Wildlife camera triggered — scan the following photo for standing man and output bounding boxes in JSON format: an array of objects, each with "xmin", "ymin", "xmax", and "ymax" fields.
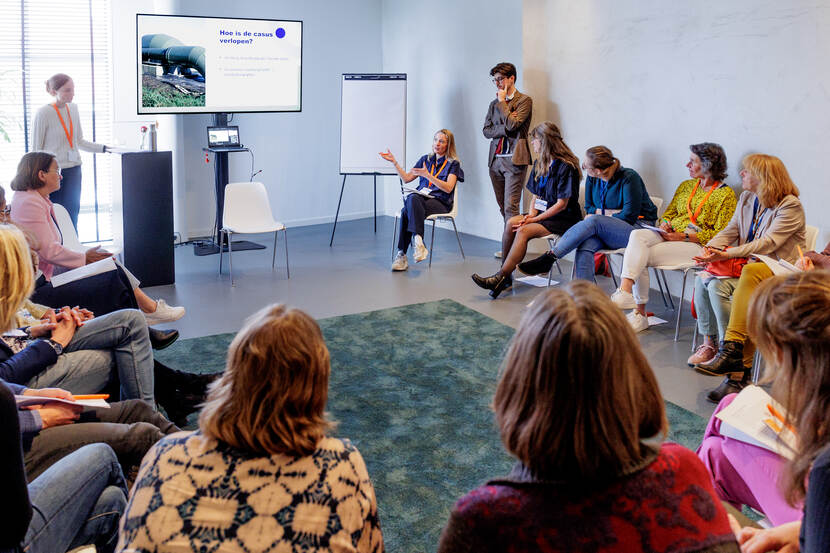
[{"xmin": 483, "ymin": 62, "xmax": 533, "ymax": 257}]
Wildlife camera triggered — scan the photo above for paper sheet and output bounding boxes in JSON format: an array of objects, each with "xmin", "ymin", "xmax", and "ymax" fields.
[
  {"xmin": 402, "ymin": 186, "xmax": 433, "ymax": 198},
  {"xmin": 50, "ymin": 257, "xmax": 117, "ymax": 288},
  {"xmin": 715, "ymin": 385, "xmax": 796, "ymax": 460},
  {"xmin": 751, "ymin": 254, "xmax": 801, "ymax": 276},
  {"xmin": 16, "ymin": 396, "xmax": 110, "ymax": 409},
  {"xmin": 647, "ymin": 316, "xmax": 667, "ymax": 326},
  {"xmin": 516, "ymin": 275, "xmax": 558, "ymax": 287}
]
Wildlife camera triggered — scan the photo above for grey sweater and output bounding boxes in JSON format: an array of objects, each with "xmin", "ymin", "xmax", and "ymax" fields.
[{"xmin": 708, "ymin": 191, "xmax": 805, "ymax": 262}]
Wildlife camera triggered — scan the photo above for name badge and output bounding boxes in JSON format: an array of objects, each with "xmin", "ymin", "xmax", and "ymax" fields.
[
  {"xmin": 686, "ymin": 223, "xmax": 701, "ymax": 233},
  {"xmin": 534, "ymin": 197, "xmax": 548, "ymax": 211}
]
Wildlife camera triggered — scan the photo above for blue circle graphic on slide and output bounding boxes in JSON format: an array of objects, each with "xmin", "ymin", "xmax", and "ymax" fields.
[{"xmin": 275, "ymin": 27, "xmax": 286, "ymax": 38}]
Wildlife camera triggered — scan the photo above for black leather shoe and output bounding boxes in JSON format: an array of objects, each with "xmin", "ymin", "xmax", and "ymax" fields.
[
  {"xmin": 149, "ymin": 327, "xmax": 179, "ymax": 350},
  {"xmin": 694, "ymin": 340, "xmax": 745, "ymax": 380},
  {"xmin": 707, "ymin": 373, "xmax": 748, "ymax": 404},
  {"xmin": 517, "ymin": 252, "xmax": 557, "ymax": 276},
  {"xmin": 471, "ymin": 273, "xmax": 513, "ymax": 298}
]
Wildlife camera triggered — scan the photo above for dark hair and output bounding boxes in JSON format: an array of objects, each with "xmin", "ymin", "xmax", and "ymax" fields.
[
  {"xmin": 585, "ymin": 146, "xmax": 619, "ymax": 172},
  {"xmin": 531, "ymin": 122, "xmax": 582, "ymax": 182},
  {"xmin": 494, "ymin": 281, "xmax": 667, "ymax": 481},
  {"xmin": 10, "ymin": 152, "xmax": 56, "ymax": 191},
  {"xmin": 489, "ymin": 62, "xmax": 517, "ymax": 79},
  {"xmin": 45, "ymin": 73, "xmax": 72, "ymax": 95},
  {"xmin": 689, "ymin": 142, "xmax": 727, "ymax": 181},
  {"xmin": 748, "ymin": 271, "xmax": 830, "ymax": 504}
]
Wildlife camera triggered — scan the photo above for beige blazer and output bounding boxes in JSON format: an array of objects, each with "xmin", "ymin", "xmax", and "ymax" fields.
[{"xmin": 483, "ymin": 91, "xmax": 533, "ymax": 166}]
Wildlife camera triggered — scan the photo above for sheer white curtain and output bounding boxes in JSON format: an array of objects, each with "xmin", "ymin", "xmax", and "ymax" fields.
[{"xmin": 0, "ymin": 0, "xmax": 113, "ymax": 242}]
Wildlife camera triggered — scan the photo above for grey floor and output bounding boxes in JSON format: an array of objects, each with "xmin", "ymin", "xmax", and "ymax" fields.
[{"xmin": 145, "ymin": 216, "xmax": 719, "ymax": 420}]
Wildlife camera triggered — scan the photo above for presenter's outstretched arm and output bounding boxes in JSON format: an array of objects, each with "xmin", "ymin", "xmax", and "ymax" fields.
[{"xmin": 380, "ymin": 150, "xmax": 417, "ymax": 183}]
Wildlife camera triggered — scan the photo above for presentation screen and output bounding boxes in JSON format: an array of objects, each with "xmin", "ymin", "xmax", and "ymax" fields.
[
  {"xmin": 137, "ymin": 14, "xmax": 302, "ymax": 114},
  {"xmin": 340, "ymin": 74, "xmax": 406, "ymax": 174}
]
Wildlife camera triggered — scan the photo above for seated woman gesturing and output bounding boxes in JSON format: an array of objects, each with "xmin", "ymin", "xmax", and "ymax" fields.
[
  {"xmin": 118, "ymin": 304, "xmax": 384, "ymax": 553},
  {"xmin": 381, "ymin": 128, "xmax": 464, "ymax": 271},
  {"xmin": 10, "ymin": 151, "xmax": 184, "ymax": 325},
  {"xmin": 515, "ymin": 144, "xmax": 658, "ymax": 291},
  {"xmin": 438, "ymin": 282, "xmax": 738, "ymax": 553},
  {"xmin": 472, "ymin": 122, "xmax": 583, "ymax": 298}
]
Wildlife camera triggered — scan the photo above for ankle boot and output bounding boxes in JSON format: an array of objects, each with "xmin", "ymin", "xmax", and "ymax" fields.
[
  {"xmin": 694, "ymin": 340, "xmax": 745, "ymax": 380},
  {"xmin": 154, "ymin": 360, "xmax": 217, "ymax": 397},
  {"xmin": 471, "ymin": 273, "xmax": 513, "ymax": 299},
  {"xmin": 518, "ymin": 252, "xmax": 557, "ymax": 276},
  {"xmin": 707, "ymin": 371, "xmax": 749, "ymax": 404}
]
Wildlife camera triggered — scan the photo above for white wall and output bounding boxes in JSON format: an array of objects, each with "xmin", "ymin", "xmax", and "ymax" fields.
[
  {"xmin": 380, "ymin": 0, "xmax": 525, "ymax": 241},
  {"xmin": 524, "ymin": 0, "xmax": 830, "ymax": 248},
  {"xmin": 112, "ymin": 0, "xmax": 383, "ymax": 239}
]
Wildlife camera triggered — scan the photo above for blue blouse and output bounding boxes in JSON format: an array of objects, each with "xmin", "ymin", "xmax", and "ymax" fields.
[
  {"xmin": 414, "ymin": 154, "xmax": 464, "ymax": 206},
  {"xmin": 524, "ymin": 159, "xmax": 582, "ymax": 221}
]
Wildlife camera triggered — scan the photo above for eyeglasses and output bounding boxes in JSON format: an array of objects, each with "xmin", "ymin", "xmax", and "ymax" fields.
[
  {"xmin": 492, "ymin": 75, "xmax": 507, "ymax": 84},
  {"xmin": 44, "ymin": 168, "xmax": 62, "ymax": 176},
  {"xmin": 1, "ymin": 206, "xmax": 10, "ymax": 215}
]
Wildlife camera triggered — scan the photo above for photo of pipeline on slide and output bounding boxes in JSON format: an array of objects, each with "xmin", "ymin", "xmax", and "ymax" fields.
[{"xmin": 140, "ymin": 33, "xmax": 206, "ymax": 108}]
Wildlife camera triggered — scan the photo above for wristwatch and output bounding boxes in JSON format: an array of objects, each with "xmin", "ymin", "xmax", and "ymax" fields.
[
  {"xmin": 45, "ymin": 339, "xmax": 63, "ymax": 355},
  {"xmin": 683, "ymin": 232, "xmax": 690, "ymax": 242}
]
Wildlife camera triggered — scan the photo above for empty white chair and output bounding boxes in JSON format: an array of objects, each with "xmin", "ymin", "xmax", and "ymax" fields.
[
  {"xmin": 219, "ymin": 182, "xmax": 289, "ymax": 286},
  {"xmin": 53, "ymin": 203, "xmax": 123, "ymax": 257}
]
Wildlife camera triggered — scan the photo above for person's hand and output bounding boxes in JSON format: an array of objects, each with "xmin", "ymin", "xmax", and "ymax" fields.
[
  {"xmin": 27, "ymin": 322, "xmax": 56, "ymax": 338},
  {"xmin": 660, "ymin": 220, "xmax": 673, "ymax": 232},
  {"xmin": 33, "ymin": 404, "xmax": 83, "ymax": 429},
  {"xmin": 736, "ymin": 521, "xmax": 801, "ymax": 553},
  {"xmin": 693, "ymin": 248, "xmax": 729, "ymax": 263},
  {"xmin": 85, "ymin": 246, "xmax": 112, "ymax": 264},
  {"xmin": 23, "ymin": 387, "xmax": 73, "ymax": 400},
  {"xmin": 497, "ymin": 88, "xmax": 507, "ymax": 102},
  {"xmin": 47, "ymin": 307, "xmax": 78, "ymax": 347},
  {"xmin": 795, "ymin": 257, "xmax": 814, "ymax": 271},
  {"xmin": 512, "ymin": 214, "xmax": 531, "ymax": 231},
  {"xmin": 411, "ymin": 167, "xmax": 429, "ymax": 178},
  {"xmin": 662, "ymin": 232, "xmax": 687, "ymax": 242},
  {"xmin": 379, "ymin": 149, "xmax": 397, "ymax": 164}
]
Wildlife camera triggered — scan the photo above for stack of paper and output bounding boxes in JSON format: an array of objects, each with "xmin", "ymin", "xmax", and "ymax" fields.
[{"xmin": 715, "ymin": 385, "xmax": 797, "ymax": 460}]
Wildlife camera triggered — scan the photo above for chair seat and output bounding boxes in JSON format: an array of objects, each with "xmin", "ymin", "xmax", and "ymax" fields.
[
  {"xmin": 425, "ymin": 212, "xmax": 452, "ymax": 220},
  {"xmin": 598, "ymin": 247, "xmax": 626, "ymax": 255},
  {"xmin": 222, "ymin": 221, "xmax": 285, "ymax": 234},
  {"xmin": 653, "ymin": 262, "xmax": 698, "ymax": 271}
]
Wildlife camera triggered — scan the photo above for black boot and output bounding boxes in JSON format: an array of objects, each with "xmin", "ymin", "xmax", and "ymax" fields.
[
  {"xmin": 694, "ymin": 340, "xmax": 745, "ymax": 380},
  {"xmin": 471, "ymin": 273, "xmax": 513, "ymax": 299},
  {"xmin": 149, "ymin": 327, "xmax": 179, "ymax": 350},
  {"xmin": 707, "ymin": 372, "xmax": 749, "ymax": 403},
  {"xmin": 154, "ymin": 360, "xmax": 217, "ymax": 397},
  {"xmin": 517, "ymin": 252, "xmax": 557, "ymax": 276}
]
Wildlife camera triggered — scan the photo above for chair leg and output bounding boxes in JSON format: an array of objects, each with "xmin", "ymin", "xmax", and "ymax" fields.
[
  {"xmin": 691, "ymin": 325, "xmax": 699, "ymax": 352},
  {"xmin": 283, "ymin": 229, "xmax": 290, "ymax": 279},
  {"xmin": 228, "ymin": 232, "xmax": 234, "ymax": 287},
  {"xmin": 652, "ymin": 267, "xmax": 670, "ymax": 309},
  {"xmin": 608, "ymin": 255, "xmax": 619, "ymax": 288},
  {"xmin": 659, "ymin": 269, "xmax": 676, "ymax": 310},
  {"xmin": 272, "ymin": 230, "xmax": 278, "ymax": 270},
  {"xmin": 428, "ymin": 220, "xmax": 436, "ymax": 268},
  {"xmin": 218, "ymin": 230, "xmax": 224, "ymax": 274},
  {"xmin": 751, "ymin": 350, "xmax": 763, "ymax": 384},
  {"xmin": 450, "ymin": 219, "xmax": 465, "ymax": 259},
  {"xmin": 391, "ymin": 215, "xmax": 399, "ymax": 257},
  {"xmin": 674, "ymin": 269, "xmax": 689, "ymax": 341}
]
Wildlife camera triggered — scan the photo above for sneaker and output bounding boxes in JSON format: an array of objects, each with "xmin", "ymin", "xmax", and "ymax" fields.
[
  {"xmin": 391, "ymin": 251, "xmax": 408, "ymax": 271},
  {"xmin": 144, "ymin": 299, "xmax": 186, "ymax": 325},
  {"xmin": 413, "ymin": 236, "xmax": 429, "ymax": 263},
  {"xmin": 687, "ymin": 344, "xmax": 716, "ymax": 367},
  {"xmin": 494, "ymin": 250, "xmax": 503, "ymax": 259},
  {"xmin": 610, "ymin": 288, "xmax": 637, "ymax": 309},
  {"xmin": 626, "ymin": 310, "xmax": 649, "ymax": 333}
]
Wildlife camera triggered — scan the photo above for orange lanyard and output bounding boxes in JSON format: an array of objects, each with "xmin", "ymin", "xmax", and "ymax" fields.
[
  {"xmin": 686, "ymin": 178, "xmax": 718, "ymax": 224},
  {"xmin": 427, "ymin": 157, "xmax": 448, "ymax": 188},
  {"xmin": 52, "ymin": 103, "xmax": 74, "ymax": 148}
]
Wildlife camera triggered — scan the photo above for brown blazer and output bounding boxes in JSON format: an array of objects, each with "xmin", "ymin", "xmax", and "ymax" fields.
[{"xmin": 483, "ymin": 91, "xmax": 533, "ymax": 167}]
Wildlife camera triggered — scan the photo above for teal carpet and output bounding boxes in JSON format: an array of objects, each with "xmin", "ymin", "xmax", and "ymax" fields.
[{"xmin": 155, "ymin": 299, "xmax": 707, "ymax": 553}]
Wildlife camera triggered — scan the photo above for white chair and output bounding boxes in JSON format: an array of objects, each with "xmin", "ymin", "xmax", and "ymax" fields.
[
  {"xmin": 53, "ymin": 203, "xmax": 123, "ymax": 257},
  {"xmin": 218, "ymin": 182, "xmax": 289, "ymax": 286},
  {"xmin": 391, "ymin": 185, "xmax": 464, "ymax": 268},
  {"xmin": 805, "ymin": 224, "xmax": 819, "ymax": 251}
]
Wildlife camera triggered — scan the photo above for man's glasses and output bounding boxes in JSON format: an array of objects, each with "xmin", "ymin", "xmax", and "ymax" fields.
[{"xmin": 492, "ymin": 76, "xmax": 507, "ymax": 84}]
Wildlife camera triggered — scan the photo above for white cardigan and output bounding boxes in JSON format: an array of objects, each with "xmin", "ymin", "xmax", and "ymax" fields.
[{"xmin": 31, "ymin": 102, "xmax": 105, "ymax": 168}]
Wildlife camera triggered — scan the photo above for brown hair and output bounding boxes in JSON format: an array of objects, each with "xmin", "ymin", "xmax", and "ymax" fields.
[
  {"xmin": 199, "ymin": 304, "xmax": 333, "ymax": 456},
  {"xmin": 690, "ymin": 142, "xmax": 728, "ymax": 182},
  {"xmin": 530, "ymin": 122, "xmax": 582, "ymax": 183},
  {"xmin": 489, "ymin": 62, "xmax": 516, "ymax": 79},
  {"xmin": 748, "ymin": 271, "xmax": 830, "ymax": 504},
  {"xmin": 741, "ymin": 153, "xmax": 800, "ymax": 208},
  {"xmin": 10, "ymin": 151, "xmax": 56, "ymax": 191},
  {"xmin": 494, "ymin": 281, "xmax": 667, "ymax": 481},
  {"xmin": 0, "ymin": 225, "xmax": 35, "ymax": 332},
  {"xmin": 45, "ymin": 73, "xmax": 72, "ymax": 95},
  {"xmin": 584, "ymin": 145, "xmax": 619, "ymax": 172}
]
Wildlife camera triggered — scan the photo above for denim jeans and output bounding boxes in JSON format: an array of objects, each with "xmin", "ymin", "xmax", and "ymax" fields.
[
  {"xmin": 26, "ymin": 309, "xmax": 154, "ymax": 404},
  {"xmin": 694, "ymin": 275, "xmax": 738, "ymax": 338},
  {"xmin": 550, "ymin": 215, "xmax": 641, "ymax": 281},
  {"xmin": 23, "ymin": 443, "xmax": 127, "ymax": 553}
]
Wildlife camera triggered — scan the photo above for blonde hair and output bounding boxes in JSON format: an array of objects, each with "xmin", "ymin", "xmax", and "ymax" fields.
[
  {"xmin": 494, "ymin": 281, "xmax": 667, "ymax": 480},
  {"xmin": 742, "ymin": 153, "xmax": 800, "ymax": 208},
  {"xmin": 748, "ymin": 271, "xmax": 830, "ymax": 504},
  {"xmin": 199, "ymin": 304, "xmax": 333, "ymax": 456},
  {"xmin": 429, "ymin": 128, "xmax": 459, "ymax": 163},
  {"xmin": 0, "ymin": 225, "xmax": 35, "ymax": 332}
]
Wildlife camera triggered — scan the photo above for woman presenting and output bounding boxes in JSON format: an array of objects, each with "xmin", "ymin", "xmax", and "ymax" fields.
[
  {"xmin": 31, "ymin": 73, "xmax": 110, "ymax": 228},
  {"xmin": 381, "ymin": 129, "xmax": 464, "ymax": 271}
]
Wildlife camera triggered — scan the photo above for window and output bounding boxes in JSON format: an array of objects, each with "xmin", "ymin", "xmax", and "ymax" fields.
[{"xmin": 0, "ymin": 0, "xmax": 113, "ymax": 242}]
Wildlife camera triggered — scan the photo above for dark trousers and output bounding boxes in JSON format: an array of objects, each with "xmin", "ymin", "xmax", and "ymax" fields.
[
  {"xmin": 397, "ymin": 194, "xmax": 450, "ymax": 253},
  {"xmin": 32, "ymin": 265, "xmax": 138, "ymax": 316},
  {"xmin": 23, "ymin": 399, "xmax": 180, "ymax": 482},
  {"xmin": 50, "ymin": 165, "xmax": 82, "ymax": 229}
]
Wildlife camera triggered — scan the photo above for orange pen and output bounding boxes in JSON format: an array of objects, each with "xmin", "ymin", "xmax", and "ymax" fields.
[
  {"xmin": 71, "ymin": 394, "xmax": 110, "ymax": 400},
  {"xmin": 766, "ymin": 403, "xmax": 796, "ymax": 434},
  {"xmin": 797, "ymin": 245, "xmax": 806, "ymax": 268}
]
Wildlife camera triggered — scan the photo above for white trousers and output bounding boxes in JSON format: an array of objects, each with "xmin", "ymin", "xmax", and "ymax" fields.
[{"xmin": 620, "ymin": 229, "xmax": 702, "ymax": 305}]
